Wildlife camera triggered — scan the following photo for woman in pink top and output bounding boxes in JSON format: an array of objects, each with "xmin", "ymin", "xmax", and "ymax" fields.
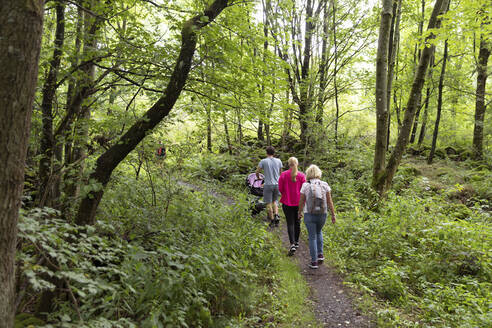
[{"xmin": 278, "ymin": 157, "xmax": 306, "ymax": 254}]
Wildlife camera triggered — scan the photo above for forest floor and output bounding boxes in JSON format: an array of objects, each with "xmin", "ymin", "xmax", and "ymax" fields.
[{"xmin": 274, "ymin": 222, "xmax": 373, "ymax": 328}]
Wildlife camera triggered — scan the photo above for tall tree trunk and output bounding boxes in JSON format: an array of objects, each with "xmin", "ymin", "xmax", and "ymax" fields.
[
  {"xmin": 265, "ymin": 123, "xmax": 271, "ymax": 146},
  {"xmin": 258, "ymin": 120, "xmax": 264, "ymax": 141},
  {"xmin": 418, "ymin": 54, "xmax": 435, "ymax": 146},
  {"xmin": 394, "ymin": 45, "xmax": 402, "ymax": 133},
  {"xmin": 386, "ymin": 0, "xmax": 402, "ymax": 150},
  {"xmin": 0, "ymin": 1, "xmax": 44, "ymax": 326},
  {"xmin": 75, "ymin": 0, "xmax": 230, "ymax": 225},
  {"xmin": 262, "ymin": 0, "xmax": 270, "ymax": 144},
  {"xmin": 282, "ymin": 87, "xmax": 291, "ymax": 148},
  {"xmin": 298, "ymin": 0, "xmax": 315, "ymax": 144},
  {"xmin": 409, "ymin": 0, "xmax": 426, "ymax": 144},
  {"xmin": 374, "ymin": 0, "xmax": 449, "ymax": 195},
  {"xmin": 38, "ymin": 4, "xmax": 98, "ymax": 311},
  {"xmin": 472, "ymin": 34, "xmax": 491, "ymax": 160},
  {"xmin": 222, "ymin": 108, "xmax": 233, "ymax": 155},
  {"xmin": 236, "ymin": 107, "xmax": 243, "ymax": 144},
  {"xmin": 266, "ymin": 92, "xmax": 274, "ymax": 146},
  {"xmin": 61, "ymin": 0, "xmax": 102, "ymax": 208},
  {"xmin": 62, "ymin": 3, "xmax": 84, "ymax": 216},
  {"xmin": 332, "ymin": 0, "xmax": 340, "ymax": 142},
  {"xmin": 410, "ymin": 99, "xmax": 423, "ymax": 143},
  {"xmin": 38, "ymin": 1, "xmax": 66, "ymax": 207},
  {"xmin": 206, "ymin": 104, "xmax": 212, "ymax": 151},
  {"xmin": 315, "ymin": 0, "xmax": 331, "ymax": 124},
  {"xmin": 428, "ymin": 40, "xmax": 449, "ymax": 164},
  {"xmin": 372, "ymin": 0, "xmax": 393, "ymax": 186}
]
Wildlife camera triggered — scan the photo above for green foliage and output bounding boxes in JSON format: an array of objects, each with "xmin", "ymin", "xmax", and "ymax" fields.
[
  {"xmin": 186, "ymin": 153, "xmax": 248, "ymax": 181},
  {"xmin": 323, "ymin": 175, "xmax": 491, "ymax": 327},
  {"xmin": 17, "ymin": 170, "xmax": 279, "ymax": 327}
]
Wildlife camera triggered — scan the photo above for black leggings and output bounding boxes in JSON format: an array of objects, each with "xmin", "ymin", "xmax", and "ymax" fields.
[{"xmin": 282, "ymin": 204, "xmax": 300, "ymax": 245}]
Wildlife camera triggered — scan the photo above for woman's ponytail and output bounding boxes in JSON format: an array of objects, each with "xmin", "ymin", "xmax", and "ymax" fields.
[{"xmin": 288, "ymin": 157, "xmax": 298, "ymax": 182}]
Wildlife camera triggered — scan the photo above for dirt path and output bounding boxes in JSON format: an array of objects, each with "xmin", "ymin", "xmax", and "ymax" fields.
[
  {"xmin": 274, "ymin": 222, "xmax": 373, "ymax": 327},
  {"xmin": 179, "ymin": 180, "xmax": 372, "ymax": 327}
]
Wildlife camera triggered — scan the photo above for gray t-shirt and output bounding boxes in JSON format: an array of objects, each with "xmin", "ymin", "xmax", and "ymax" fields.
[{"xmin": 259, "ymin": 157, "xmax": 283, "ymax": 185}]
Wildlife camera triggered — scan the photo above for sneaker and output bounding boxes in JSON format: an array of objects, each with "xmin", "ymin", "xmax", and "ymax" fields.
[
  {"xmin": 289, "ymin": 244, "xmax": 297, "ymax": 252},
  {"xmin": 274, "ymin": 214, "xmax": 280, "ymax": 227},
  {"xmin": 309, "ymin": 261, "xmax": 318, "ymax": 269},
  {"xmin": 288, "ymin": 244, "xmax": 296, "ymax": 256},
  {"xmin": 317, "ymin": 254, "xmax": 325, "ymax": 263},
  {"xmin": 294, "ymin": 243, "xmax": 299, "ymax": 249},
  {"xmin": 268, "ymin": 220, "xmax": 275, "ymax": 228}
]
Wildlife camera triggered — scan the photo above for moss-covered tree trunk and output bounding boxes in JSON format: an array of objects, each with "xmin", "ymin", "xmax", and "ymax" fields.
[{"xmin": 372, "ymin": 0, "xmax": 393, "ymax": 187}]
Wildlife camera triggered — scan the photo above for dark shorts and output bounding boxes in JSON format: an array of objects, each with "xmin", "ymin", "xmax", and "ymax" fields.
[{"xmin": 263, "ymin": 184, "xmax": 279, "ymax": 203}]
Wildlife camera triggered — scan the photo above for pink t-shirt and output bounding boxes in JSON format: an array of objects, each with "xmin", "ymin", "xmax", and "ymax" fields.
[{"xmin": 278, "ymin": 169, "xmax": 306, "ymax": 206}]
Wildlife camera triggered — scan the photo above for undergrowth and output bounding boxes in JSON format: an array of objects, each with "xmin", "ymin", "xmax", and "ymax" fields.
[
  {"xmin": 179, "ymin": 140, "xmax": 491, "ymax": 327},
  {"xmin": 312, "ymin": 145, "xmax": 492, "ymax": 327},
  {"xmin": 16, "ymin": 160, "xmax": 317, "ymax": 327},
  {"xmin": 16, "ymin": 138, "xmax": 490, "ymax": 327}
]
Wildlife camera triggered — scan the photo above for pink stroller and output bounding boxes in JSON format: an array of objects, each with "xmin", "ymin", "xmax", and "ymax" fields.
[{"xmin": 246, "ymin": 173, "xmax": 266, "ymax": 215}]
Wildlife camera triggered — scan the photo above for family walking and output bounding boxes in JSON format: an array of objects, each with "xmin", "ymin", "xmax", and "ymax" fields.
[{"xmin": 256, "ymin": 146, "xmax": 337, "ymax": 269}]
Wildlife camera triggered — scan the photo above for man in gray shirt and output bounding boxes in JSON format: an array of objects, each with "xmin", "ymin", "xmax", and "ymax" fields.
[{"xmin": 256, "ymin": 146, "xmax": 283, "ymax": 227}]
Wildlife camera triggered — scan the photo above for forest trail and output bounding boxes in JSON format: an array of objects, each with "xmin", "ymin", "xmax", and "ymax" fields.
[
  {"xmin": 275, "ymin": 223, "xmax": 373, "ymax": 327},
  {"xmin": 180, "ymin": 179, "xmax": 372, "ymax": 327}
]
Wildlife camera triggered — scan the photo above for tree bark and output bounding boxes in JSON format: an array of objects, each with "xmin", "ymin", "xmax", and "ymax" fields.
[
  {"xmin": 236, "ymin": 108, "xmax": 243, "ymax": 145},
  {"xmin": 332, "ymin": 0, "xmax": 340, "ymax": 142},
  {"xmin": 75, "ymin": 0, "xmax": 230, "ymax": 225},
  {"xmin": 62, "ymin": 3, "xmax": 84, "ymax": 216},
  {"xmin": 386, "ymin": 0, "xmax": 402, "ymax": 150},
  {"xmin": 282, "ymin": 87, "xmax": 291, "ymax": 148},
  {"xmin": 0, "ymin": 1, "xmax": 44, "ymax": 326},
  {"xmin": 38, "ymin": 1, "xmax": 66, "ymax": 207},
  {"xmin": 266, "ymin": 92, "xmax": 274, "ymax": 146},
  {"xmin": 472, "ymin": 34, "xmax": 491, "ymax": 160},
  {"xmin": 262, "ymin": 0, "xmax": 270, "ymax": 144},
  {"xmin": 69, "ymin": 4, "xmax": 98, "ymax": 200},
  {"xmin": 206, "ymin": 104, "xmax": 212, "ymax": 151},
  {"xmin": 409, "ymin": 0, "xmax": 426, "ymax": 144},
  {"xmin": 223, "ymin": 108, "xmax": 233, "ymax": 155},
  {"xmin": 417, "ymin": 53, "xmax": 435, "ymax": 146},
  {"xmin": 373, "ymin": 0, "xmax": 449, "ymax": 195},
  {"xmin": 428, "ymin": 40, "xmax": 448, "ymax": 164},
  {"xmin": 372, "ymin": 0, "xmax": 393, "ymax": 187},
  {"xmin": 298, "ymin": 0, "xmax": 315, "ymax": 144},
  {"xmin": 315, "ymin": 0, "xmax": 331, "ymax": 124},
  {"xmin": 61, "ymin": 0, "xmax": 107, "ymax": 211}
]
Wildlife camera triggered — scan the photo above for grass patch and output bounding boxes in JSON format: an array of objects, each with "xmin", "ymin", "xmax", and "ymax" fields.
[{"xmin": 272, "ymin": 242, "xmax": 320, "ymax": 328}]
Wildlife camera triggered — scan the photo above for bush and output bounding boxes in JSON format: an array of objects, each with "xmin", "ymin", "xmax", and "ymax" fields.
[
  {"xmin": 16, "ymin": 172, "xmax": 277, "ymax": 327},
  {"xmin": 323, "ymin": 188, "xmax": 491, "ymax": 327}
]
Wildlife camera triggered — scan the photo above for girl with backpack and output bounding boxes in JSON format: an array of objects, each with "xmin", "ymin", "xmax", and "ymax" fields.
[
  {"xmin": 278, "ymin": 157, "xmax": 306, "ymax": 255},
  {"xmin": 298, "ymin": 164, "xmax": 336, "ymax": 269}
]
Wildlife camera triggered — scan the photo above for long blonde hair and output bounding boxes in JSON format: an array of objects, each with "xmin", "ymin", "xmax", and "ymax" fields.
[
  {"xmin": 288, "ymin": 157, "xmax": 299, "ymax": 182},
  {"xmin": 305, "ymin": 164, "xmax": 322, "ymax": 180}
]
